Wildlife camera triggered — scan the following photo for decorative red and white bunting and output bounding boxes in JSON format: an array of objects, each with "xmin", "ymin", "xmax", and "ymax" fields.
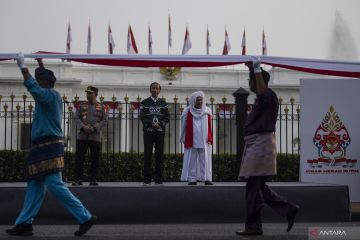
[{"xmin": 2, "ymin": 52, "xmax": 360, "ymax": 78}]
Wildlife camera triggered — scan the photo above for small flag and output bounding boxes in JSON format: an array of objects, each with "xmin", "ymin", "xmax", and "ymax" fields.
[
  {"xmin": 87, "ymin": 23, "xmax": 91, "ymax": 54},
  {"xmin": 241, "ymin": 28, "xmax": 246, "ymax": 55},
  {"xmin": 108, "ymin": 24, "xmax": 115, "ymax": 54},
  {"xmin": 148, "ymin": 25, "xmax": 153, "ymax": 54},
  {"xmin": 127, "ymin": 25, "xmax": 138, "ymax": 54},
  {"xmin": 168, "ymin": 14, "xmax": 172, "ymax": 48},
  {"xmin": 222, "ymin": 29, "xmax": 231, "ymax": 55},
  {"xmin": 66, "ymin": 22, "xmax": 72, "ymax": 54},
  {"xmin": 262, "ymin": 28, "xmax": 267, "ymax": 56},
  {"xmin": 206, "ymin": 26, "xmax": 211, "ymax": 55},
  {"xmin": 181, "ymin": 26, "xmax": 192, "ymax": 55}
]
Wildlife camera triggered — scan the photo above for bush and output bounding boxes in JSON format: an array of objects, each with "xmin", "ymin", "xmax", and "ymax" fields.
[{"xmin": 0, "ymin": 150, "xmax": 299, "ymax": 182}]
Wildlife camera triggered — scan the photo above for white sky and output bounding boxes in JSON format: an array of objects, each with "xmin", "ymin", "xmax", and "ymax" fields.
[{"xmin": 1, "ymin": 0, "xmax": 359, "ymax": 60}]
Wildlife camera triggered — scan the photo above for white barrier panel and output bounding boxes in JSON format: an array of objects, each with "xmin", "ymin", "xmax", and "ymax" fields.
[{"xmin": 300, "ymin": 78, "xmax": 360, "ymax": 201}]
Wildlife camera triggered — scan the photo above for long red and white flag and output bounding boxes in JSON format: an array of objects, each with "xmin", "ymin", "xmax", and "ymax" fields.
[
  {"xmin": 148, "ymin": 25, "xmax": 153, "ymax": 55},
  {"xmin": 241, "ymin": 28, "xmax": 246, "ymax": 55},
  {"xmin": 168, "ymin": 15, "xmax": 172, "ymax": 50},
  {"xmin": 262, "ymin": 29, "xmax": 267, "ymax": 56},
  {"xmin": 108, "ymin": 24, "xmax": 115, "ymax": 54},
  {"xmin": 206, "ymin": 26, "xmax": 211, "ymax": 55},
  {"xmin": 182, "ymin": 26, "xmax": 192, "ymax": 55},
  {"xmin": 222, "ymin": 29, "xmax": 231, "ymax": 55},
  {"xmin": 87, "ymin": 23, "xmax": 91, "ymax": 54},
  {"xmin": 127, "ymin": 25, "xmax": 138, "ymax": 54},
  {"xmin": 5, "ymin": 53, "xmax": 360, "ymax": 78},
  {"xmin": 66, "ymin": 22, "xmax": 72, "ymax": 54}
]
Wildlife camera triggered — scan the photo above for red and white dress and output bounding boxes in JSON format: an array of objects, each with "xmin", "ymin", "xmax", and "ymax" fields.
[{"xmin": 180, "ymin": 91, "xmax": 213, "ymax": 182}]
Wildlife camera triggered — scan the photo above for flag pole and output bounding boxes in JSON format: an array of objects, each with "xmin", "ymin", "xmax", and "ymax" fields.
[{"xmin": 168, "ymin": 10, "xmax": 171, "ymax": 55}]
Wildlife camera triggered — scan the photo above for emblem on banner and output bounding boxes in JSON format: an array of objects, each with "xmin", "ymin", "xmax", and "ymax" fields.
[
  {"xmin": 307, "ymin": 105, "xmax": 357, "ymax": 170},
  {"xmin": 159, "ymin": 67, "xmax": 181, "ymax": 81}
]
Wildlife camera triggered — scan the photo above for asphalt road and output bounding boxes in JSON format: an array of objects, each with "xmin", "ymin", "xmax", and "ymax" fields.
[{"xmin": 1, "ymin": 222, "xmax": 359, "ymax": 240}]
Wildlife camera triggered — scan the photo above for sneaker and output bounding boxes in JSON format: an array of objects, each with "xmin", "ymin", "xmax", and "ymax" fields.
[
  {"xmin": 286, "ymin": 205, "xmax": 299, "ymax": 232},
  {"xmin": 6, "ymin": 223, "xmax": 33, "ymax": 236},
  {"xmin": 205, "ymin": 181, "xmax": 214, "ymax": 185},
  {"xmin": 188, "ymin": 182, "xmax": 197, "ymax": 186},
  {"xmin": 235, "ymin": 229, "xmax": 263, "ymax": 236},
  {"xmin": 74, "ymin": 215, "xmax": 97, "ymax": 237}
]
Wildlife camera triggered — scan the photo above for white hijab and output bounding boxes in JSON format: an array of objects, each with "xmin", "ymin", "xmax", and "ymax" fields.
[{"xmin": 183, "ymin": 91, "xmax": 212, "ymax": 118}]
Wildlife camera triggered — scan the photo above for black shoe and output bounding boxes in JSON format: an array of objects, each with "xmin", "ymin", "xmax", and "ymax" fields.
[
  {"xmin": 72, "ymin": 180, "xmax": 83, "ymax": 186},
  {"xmin": 74, "ymin": 215, "xmax": 97, "ymax": 237},
  {"xmin": 235, "ymin": 229, "xmax": 263, "ymax": 236},
  {"xmin": 286, "ymin": 205, "xmax": 299, "ymax": 232},
  {"xmin": 89, "ymin": 180, "xmax": 98, "ymax": 186},
  {"xmin": 155, "ymin": 182, "xmax": 163, "ymax": 185},
  {"xmin": 205, "ymin": 181, "xmax": 214, "ymax": 185},
  {"xmin": 188, "ymin": 182, "xmax": 197, "ymax": 185},
  {"xmin": 6, "ymin": 223, "xmax": 33, "ymax": 236}
]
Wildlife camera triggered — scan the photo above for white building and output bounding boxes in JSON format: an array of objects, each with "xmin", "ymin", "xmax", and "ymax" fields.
[{"xmin": 0, "ymin": 60, "xmax": 332, "ymax": 154}]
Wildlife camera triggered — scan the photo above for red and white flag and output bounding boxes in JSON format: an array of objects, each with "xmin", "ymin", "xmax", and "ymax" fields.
[
  {"xmin": 148, "ymin": 25, "xmax": 153, "ymax": 55},
  {"xmin": 108, "ymin": 24, "xmax": 115, "ymax": 54},
  {"xmin": 241, "ymin": 28, "xmax": 246, "ymax": 55},
  {"xmin": 181, "ymin": 26, "xmax": 192, "ymax": 55},
  {"xmin": 206, "ymin": 26, "xmax": 211, "ymax": 55},
  {"xmin": 168, "ymin": 15, "xmax": 172, "ymax": 49},
  {"xmin": 222, "ymin": 29, "xmax": 231, "ymax": 55},
  {"xmin": 219, "ymin": 104, "xmax": 234, "ymax": 119},
  {"xmin": 66, "ymin": 22, "xmax": 72, "ymax": 54},
  {"xmin": 262, "ymin": 29, "xmax": 267, "ymax": 56},
  {"xmin": 127, "ymin": 25, "xmax": 138, "ymax": 54},
  {"xmin": 86, "ymin": 23, "xmax": 91, "ymax": 54}
]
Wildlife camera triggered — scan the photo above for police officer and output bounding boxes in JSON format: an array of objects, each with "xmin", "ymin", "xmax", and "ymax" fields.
[
  {"xmin": 140, "ymin": 82, "xmax": 170, "ymax": 185},
  {"xmin": 73, "ymin": 86, "xmax": 107, "ymax": 186}
]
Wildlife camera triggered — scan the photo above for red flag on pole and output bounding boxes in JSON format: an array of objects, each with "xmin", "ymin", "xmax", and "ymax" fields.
[
  {"xmin": 222, "ymin": 29, "xmax": 231, "ymax": 55},
  {"xmin": 148, "ymin": 25, "xmax": 153, "ymax": 55},
  {"xmin": 87, "ymin": 23, "xmax": 91, "ymax": 54},
  {"xmin": 168, "ymin": 14, "xmax": 172, "ymax": 53},
  {"xmin": 262, "ymin": 28, "xmax": 267, "ymax": 56},
  {"xmin": 66, "ymin": 22, "xmax": 72, "ymax": 54},
  {"xmin": 108, "ymin": 24, "xmax": 115, "ymax": 54},
  {"xmin": 181, "ymin": 26, "xmax": 192, "ymax": 55},
  {"xmin": 206, "ymin": 26, "xmax": 211, "ymax": 55},
  {"xmin": 127, "ymin": 25, "xmax": 138, "ymax": 54},
  {"xmin": 241, "ymin": 28, "xmax": 246, "ymax": 55}
]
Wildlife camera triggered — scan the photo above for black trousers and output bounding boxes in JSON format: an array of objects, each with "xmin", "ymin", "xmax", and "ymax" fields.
[
  {"xmin": 75, "ymin": 139, "xmax": 101, "ymax": 180},
  {"xmin": 245, "ymin": 176, "xmax": 297, "ymax": 231},
  {"xmin": 143, "ymin": 132, "xmax": 165, "ymax": 183}
]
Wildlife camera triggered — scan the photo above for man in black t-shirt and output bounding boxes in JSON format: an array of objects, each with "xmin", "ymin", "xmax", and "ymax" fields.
[
  {"xmin": 236, "ymin": 57, "xmax": 299, "ymax": 236},
  {"xmin": 140, "ymin": 82, "xmax": 169, "ymax": 185}
]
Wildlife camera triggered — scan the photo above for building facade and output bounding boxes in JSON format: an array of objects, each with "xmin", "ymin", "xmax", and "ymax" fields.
[{"xmin": 0, "ymin": 61, "xmax": 330, "ymax": 155}]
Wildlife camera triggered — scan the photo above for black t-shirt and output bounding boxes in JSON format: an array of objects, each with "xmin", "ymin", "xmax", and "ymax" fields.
[
  {"xmin": 140, "ymin": 97, "xmax": 170, "ymax": 133},
  {"xmin": 244, "ymin": 88, "xmax": 279, "ymax": 136}
]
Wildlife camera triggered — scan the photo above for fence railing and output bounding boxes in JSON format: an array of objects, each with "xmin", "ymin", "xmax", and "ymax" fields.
[{"xmin": 0, "ymin": 94, "xmax": 300, "ymax": 161}]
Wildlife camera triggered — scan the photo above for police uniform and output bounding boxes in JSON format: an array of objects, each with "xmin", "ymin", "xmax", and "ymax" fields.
[{"xmin": 74, "ymin": 86, "xmax": 107, "ymax": 185}]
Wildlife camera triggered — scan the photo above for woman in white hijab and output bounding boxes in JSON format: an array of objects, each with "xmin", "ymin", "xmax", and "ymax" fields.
[{"xmin": 180, "ymin": 91, "xmax": 213, "ymax": 185}]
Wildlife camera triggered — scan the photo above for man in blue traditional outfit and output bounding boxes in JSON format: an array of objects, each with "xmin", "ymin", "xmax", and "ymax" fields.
[{"xmin": 6, "ymin": 53, "xmax": 97, "ymax": 237}]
